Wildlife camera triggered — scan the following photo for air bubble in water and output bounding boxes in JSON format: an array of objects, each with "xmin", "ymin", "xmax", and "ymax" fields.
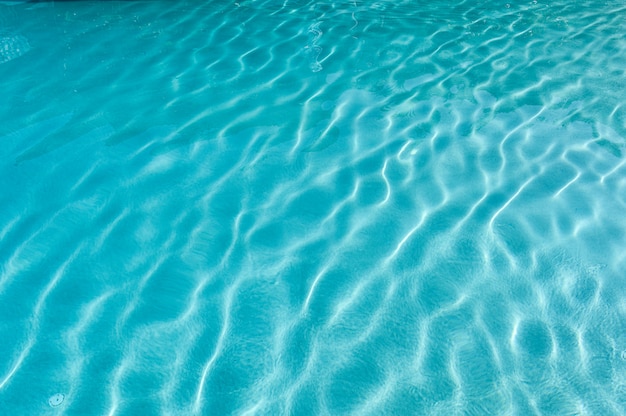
[{"xmin": 49, "ymin": 393, "xmax": 65, "ymax": 407}]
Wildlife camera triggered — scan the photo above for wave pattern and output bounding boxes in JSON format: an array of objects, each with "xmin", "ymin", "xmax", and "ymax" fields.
[{"xmin": 2, "ymin": 0, "xmax": 626, "ymax": 414}]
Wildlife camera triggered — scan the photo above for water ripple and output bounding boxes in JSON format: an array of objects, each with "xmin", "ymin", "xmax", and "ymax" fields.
[{"xmin": 2, "ymin": 0, "xmax": 626, "ymax": 414}]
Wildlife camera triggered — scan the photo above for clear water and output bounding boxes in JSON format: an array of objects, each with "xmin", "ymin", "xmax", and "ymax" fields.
[{"xmin": 1, "ymin": 0, "xmax": 626, "ymax": 414}]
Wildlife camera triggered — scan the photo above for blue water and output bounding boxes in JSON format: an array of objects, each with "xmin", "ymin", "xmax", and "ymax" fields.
[{"xmin": 2, "ymin": 0, "xmax": 626, "ymax": 414}]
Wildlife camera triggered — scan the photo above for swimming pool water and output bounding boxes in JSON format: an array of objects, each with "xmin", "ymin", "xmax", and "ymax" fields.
[{"xmin": 1, "ymin": 0, "xmax": 626, "ymax": 414}]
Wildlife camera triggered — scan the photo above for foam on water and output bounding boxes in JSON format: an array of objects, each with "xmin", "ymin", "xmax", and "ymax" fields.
[
  {"xmin": 1, "ymin": 0, "xmax": 626, "ymax": 414},
  {"xmin": 0, "ymin": 34, "xmax": 30, "ymax": 63}
]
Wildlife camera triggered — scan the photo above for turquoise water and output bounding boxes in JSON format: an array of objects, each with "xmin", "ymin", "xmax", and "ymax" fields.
[{"xmin": 2, "ymin": 0, "xmax": 626, "ymax": 414}]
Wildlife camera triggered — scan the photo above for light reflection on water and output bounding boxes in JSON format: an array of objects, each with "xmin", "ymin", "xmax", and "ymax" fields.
[{"xmin": 1, "ymin": 0, "xmax": 626, "ymax": 414}]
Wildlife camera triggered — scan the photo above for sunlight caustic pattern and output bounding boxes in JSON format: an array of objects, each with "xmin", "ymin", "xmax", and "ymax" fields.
[{"xmin": 1, "ymin": 0, "xmax": 626, "ymax": 414}]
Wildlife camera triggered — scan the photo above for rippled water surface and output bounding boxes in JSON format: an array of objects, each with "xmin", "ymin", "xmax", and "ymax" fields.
[{"xmin": 2, "ymin": 0, "xmax": 626, "ymax": 414}]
